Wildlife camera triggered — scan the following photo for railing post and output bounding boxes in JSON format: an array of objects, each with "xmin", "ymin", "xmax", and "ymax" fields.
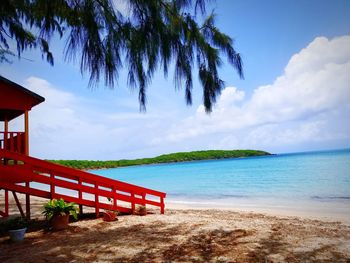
[
  {"xmin": 16, "ymin": 133, "xmax": 21, "ymax": 154},
  {"xmin": 24, "ymin": 111, "xmax": 30, "ymax": 219},
  {"xmin": 161, "ymin": 197, "xmax": 165, "ymax": 214},
  {"xmin": 142, "ymin": 193, "xmax": 146, "ymax": 206},
  {"xmin": 21, "ymin": 133, "xmax": 25, "ymax": 154},
  {"xmin": 131, "ymin": 192, "xmax": 135, "ymax": 213},
  {"xmin": 5, "ymin": 190, "xmax": 9, "ymax": 217},
  {"xmin": 9, "ymin": 132, "xmax": 14, "ymax": 152},
  {"xmin": 95, "ymin": 183, "xmax": 99, "ymax": 218},
  {"xmin": 25, "ymin": 182, "xmax": 30, "ymax": 219},
  {"xmin": 50, "ymin": 173, "xmax": 55, "ymax": 198},
  {"xmin": 4, "ymin": 119, "xmax": 8, "ymax": 150},
  {"xmin": 78, "ymin": 178, "xmax": 83, "ymax": 215},
  {"xmin": 112, "ymin": 186, "xmax": 117, "ymax": 210}
]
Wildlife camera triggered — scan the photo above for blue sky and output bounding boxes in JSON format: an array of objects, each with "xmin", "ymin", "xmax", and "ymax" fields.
[{"xmin": 1, "ymin": 0, "xmax": 350, "ymax": 160}]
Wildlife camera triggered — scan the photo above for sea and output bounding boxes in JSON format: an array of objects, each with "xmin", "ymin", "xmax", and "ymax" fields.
[{"xmin": 90, "ymin": 149, "xmax": 350, "ymax": 219}]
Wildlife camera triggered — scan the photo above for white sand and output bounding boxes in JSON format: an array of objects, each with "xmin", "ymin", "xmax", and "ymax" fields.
[{"xmin": 1, "ymin": 192, "xmax": 350, "ymax": 262}]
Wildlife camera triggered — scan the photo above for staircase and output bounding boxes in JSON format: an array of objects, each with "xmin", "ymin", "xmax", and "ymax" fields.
[{"xmin": 0, "ymin": 149, "xmax": 166, "ymax": 217}]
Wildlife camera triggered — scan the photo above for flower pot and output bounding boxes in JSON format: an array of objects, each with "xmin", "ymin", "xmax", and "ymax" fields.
[
  {"xmin": 138, "ymin": 210, "xmax": 147, "ymax": 216},
  {"xmin": 9, "ymin": 228, "xmax": 27, "ymax": 242},
  {"xmin": 134, "ymin": 207, "xmax": 147, "ymax": 216},
  {"xmin": 51, "ymin": 214, "xmax": 70, "ymax": 231},
  {"xmin": 103, "ymin": 211, "xmax": 117, "ymax": 222}
]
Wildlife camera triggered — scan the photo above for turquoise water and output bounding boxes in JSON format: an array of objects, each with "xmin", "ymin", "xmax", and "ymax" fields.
[{"xmin": 90, "ymin": 149, "xmax": 350, "ymax": 208}]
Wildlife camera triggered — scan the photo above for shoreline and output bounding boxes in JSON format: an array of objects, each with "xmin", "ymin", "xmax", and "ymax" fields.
[
  {"xmin": 166, "ymin": 200, "xmax": 350, "ymax": 225},
  {"xmin": 1, "ymin": 192, "xmax": 349, "ymax": 225}
]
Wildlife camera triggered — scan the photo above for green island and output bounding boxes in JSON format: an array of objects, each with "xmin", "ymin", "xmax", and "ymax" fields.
[{"xmin": 49, "ymin": 150, "xmax": 271, "ymax": 170}]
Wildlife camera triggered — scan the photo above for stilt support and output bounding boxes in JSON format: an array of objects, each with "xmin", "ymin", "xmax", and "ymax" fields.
[
  {"xmin": 5, "ymin": 189, "xmax": 9, "ymax": 216},
  {"xmin": 25, "ymin": 183, "xmax": 30, "ymax": 219},
  {"xmin": 12, "ymin": 191, "xmax": 25, "ymax": 218}
]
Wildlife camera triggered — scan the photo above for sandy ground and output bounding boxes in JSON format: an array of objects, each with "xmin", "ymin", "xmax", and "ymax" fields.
[{"xmin": 0, "ymin": 194, "xmax": 350, "ymax": 262}]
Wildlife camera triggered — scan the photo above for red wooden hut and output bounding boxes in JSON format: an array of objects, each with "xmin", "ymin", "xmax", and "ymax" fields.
[{"xmin": 0, "ymin": 76, "xmax": 44, "ymax": 218}]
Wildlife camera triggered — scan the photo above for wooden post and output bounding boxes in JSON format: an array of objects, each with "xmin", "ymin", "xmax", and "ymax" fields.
[
  {"xmin": 131, "ymin": 192, "xmax": 135, "ymax": 213},
  {"xmin": 79, "ymin": 178, "xmax": 83, "ymax": 215},
  {"xmin": 95, "ymin": 183, "xmax": 99, "ymax": 218},
  {"xmin": 12, "ymin": 192, "xmax": 25, "ymax": 218},
  {"xmin": 161, "ymin": 197, "xmax": 165, "ymax": 214},
  {"xmin": 5, "ymin": 190, "xmax": 9, "ymax": 217},
  {"xmin": 3, "ymin": 118, "xmax": 8, "ymax": 164},
  {"xmin": 24, "ymin": 110, "xmax": 30, "ymax": 219},
  {"xmin": 142, "ymin": 193, "xmax": 146, "ymax": 206},
  {"xmin": 4, "ymin": 118, "xmax": 8, "ymax": 131},
  {"xmin": 4, "ymin": 120, "xmax": 9, "ymax": 216},
  {"xmin": 50, "ymin": 173, "xmax": 55, "ymax": 198},
  {"xmin": 24, "ymin": 110, "xmax": 29, "ymax": 155},
  {"xmin": 113, "ymin": 186, "xmax": 117, "ymax": 209}
]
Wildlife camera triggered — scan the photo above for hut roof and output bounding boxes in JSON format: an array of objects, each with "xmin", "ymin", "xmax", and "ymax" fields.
[{"xmin": 0, "ymin": 76, "xmax": 45, "ymax": 121}]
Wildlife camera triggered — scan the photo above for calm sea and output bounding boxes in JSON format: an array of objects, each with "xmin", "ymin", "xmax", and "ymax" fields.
[{"xmin": 90, "ymin": 149, "xmax": 350, "ymax": 215}]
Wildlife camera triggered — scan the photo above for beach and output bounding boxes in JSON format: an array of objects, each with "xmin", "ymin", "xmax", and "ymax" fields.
[{"xmin": 1, "ymin": 194, "xmax": 350, "ymax": 262}]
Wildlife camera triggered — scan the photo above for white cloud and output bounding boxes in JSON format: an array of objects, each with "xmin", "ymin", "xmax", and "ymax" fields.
[
  {"xmin": 154, "ymin": 36, "xmax": 350, "ymax": 152},
  {"xmin": 8, "ymin": 35, "xmax": 350, "ymax": 159},
  {"xmin": 9, "ymin": 77, "xmax": 173, "ymax": 160}
]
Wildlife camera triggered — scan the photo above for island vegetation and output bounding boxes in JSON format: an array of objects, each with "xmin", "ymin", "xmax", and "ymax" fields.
[{"xmin": 49, "ymin": 150, "xmax": 271, "ymax": 170}]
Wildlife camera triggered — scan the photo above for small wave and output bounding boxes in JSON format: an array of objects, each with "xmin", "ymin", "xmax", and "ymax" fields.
[
  {"xmin": 166, "ymin": 200, "xmax": 217, "ymax": 205},
  {"xmin": 311, "ymin": 195, "xmax": 350, "ymax": 200},
  {"xmin": 218, "ymin": 194, "xmax": 250, "ymax": 199}
]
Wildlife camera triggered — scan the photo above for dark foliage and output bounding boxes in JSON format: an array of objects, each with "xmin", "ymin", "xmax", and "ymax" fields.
[
  {"xmin": 0, "ymin": 0, "xmax": 243, "ymax": 112},
  {"xmin": 49, "ymin": 149, "xmax": 271, "ymax": 170}
]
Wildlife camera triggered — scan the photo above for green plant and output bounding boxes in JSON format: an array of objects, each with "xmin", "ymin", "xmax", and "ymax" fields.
[
  {"xmin": 5, "ymin": 216, "xmax": 28, "ymax": 230},
  {"xmin": 42, "ymin": 199, "xmax": 79, "ymax": 221}
]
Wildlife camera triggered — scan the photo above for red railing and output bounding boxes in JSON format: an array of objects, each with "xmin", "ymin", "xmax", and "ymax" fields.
[
  {"xmin": 0, "ymin": 132, "xmax": 25, "ymax": 154},
  {"xmin": 0, "ymin": 149, "xmax": 166, "ymax": 217}
]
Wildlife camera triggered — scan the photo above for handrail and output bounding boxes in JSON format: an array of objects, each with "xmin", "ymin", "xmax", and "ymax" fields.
[
  {"xmin": 0, "ymin": 132, "xmax": 25, "ymax": 154},
  {"xmin": 0, "ymin": 149, "xmax": 166, "ymax": 216}
]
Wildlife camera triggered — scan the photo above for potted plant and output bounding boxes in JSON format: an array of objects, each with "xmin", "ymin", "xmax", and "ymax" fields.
[
  {"xmin": 6, "ymin": 216, "xmax": 28, "ymax": 242},
  {"xmin": 103, "ymin": 210, "xmax": 118, "ymax": 222},
  {"xmin": 42, "ymin": 199, "xmax": 79, "ymax": 230},
  {"xmin": 103, "ymin": 198, "xmax": 118, "ymax": 222},
  {"xmin": 134, "ymin": 205, "xmax": 147, "ymax": 216}
]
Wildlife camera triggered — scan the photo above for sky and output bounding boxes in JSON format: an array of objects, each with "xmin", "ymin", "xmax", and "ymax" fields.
[{"xmin": 1, "ymin": 0, "xmax": 350, "ymax": 160}]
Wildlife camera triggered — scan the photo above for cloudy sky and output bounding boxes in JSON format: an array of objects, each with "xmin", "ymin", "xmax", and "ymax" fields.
[{"xmin": 1, "ymin": 0, "xmax": 350, "ymax": 160}]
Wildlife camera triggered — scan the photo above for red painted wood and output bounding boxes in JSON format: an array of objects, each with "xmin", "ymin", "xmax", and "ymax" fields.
[
  {"xmin": 0, "ymin": 132, "xmax": 26, "ymax": 154},
  {"xmin": 0, "ymin": 181, "xmax": 51, "ymax": 199},
  {"xmin": 95, "ymin": 183, "xmax": 99, "ymax": 217},
  {"xmin": 1, "ymin": 148, "xmax": 165, "ymax": 197},
  {"xmin": 78, "ymin": 178, "xmax": 83, "ymax": 214},
  {"xmin": 161, "ymin": 197, "xmax": 165, "ymax": 214},
  {"xmin": 5, "ymin": 151, "xmax": 166, "ymax": 198},
  {"xmin": 0, "ymin": 149, "xmax": 166, "ymax": 217},
  {"xmin": 0, "ymin": 77, "xmax": 44, "ymax": 122},
  {"xmin": 5, "ymin": 190, "xmax": 9, "ymax": 216},
  {"xmin": 12, "ymin": 191, "xmax": 25, "ymax": 218}
]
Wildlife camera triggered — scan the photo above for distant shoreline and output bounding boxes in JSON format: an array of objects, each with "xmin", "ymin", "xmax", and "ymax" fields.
[{"xmin": 48, "ymin": 149, "xmax": 271, "ymax": 170}]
